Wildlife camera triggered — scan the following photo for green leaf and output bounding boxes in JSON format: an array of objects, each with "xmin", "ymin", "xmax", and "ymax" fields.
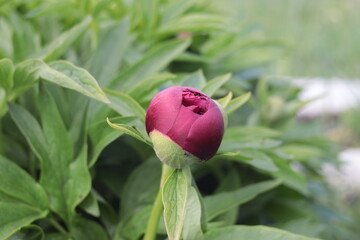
[
  {"xmin": 87, "ymin": 18, "xmax": 130, "ymax": 85},
  {"xmin": 8, "ymin": 103, "xmax": 49, "ymax": 162},
  {"xmin": 79, "ymin": 190, "xmax": 100, "ymax": 217},
  {"xmin": 109, "ymin": 38, "xmax": 190, "ymax": 91},
  {"xmin": 104, "ymin": 89, "xmax": 146, "ymax": 119},
  {"xmin": 88, "ymin": 116, "xmax": 137, "ymax": 167},
  {"xmin": 38, "ymin": 85, "xmax": 73, "ymax": 217},
  {"xmin": 217, "ymin": 91, "xmax": 233, "ymax": 108},
  {"xmin": 0, "ymin": 155, "xmax": 48, "ymax": 240},
  {"xmin": 106, "ymin": 118, "xmax": 151, "ymax": 146},
  {"xmin": 8, "ymin": 224, "xmax": 44, "ymax": 240},
  {"xmin": 162, "ymin": 167, "xmax": 190, "ymax": 240},
  {"xmin": 182, "ymin": 187, "xmax": 203, "ymax": 240},
  {"xmin": 18, "ymin": 86, "xmax": 91, "ymax": 223},
  {"xmin": 203, "ymin": 225, "xmax": 321, "ymax": 240},
  {"xmin": 220, "ymin": 126, "xmax": 282, "ymax": 151},
  {"xmin": 201, "ymin": 73, "xmax": 231, "ymax": 97},
  {"xmin": 39, "ymin": 60, "xmax": 110, "ymax": 103},
  {"xmin": 157, "ymin": 13, "xmax": 234, "ymax": 36},
  {"xmin": 0, "ymin": 58, "xmax": 14, "ymax": 90},
  {"xmin": 0, "ymin": 87, "xmax": 7, "ymax": 117},
  {"xmin": 180, "ymin": 69, "xmax": 206, "ymax": 90},
  {"xmin": 70, "ymin": 217, "xmax": 109, "ymax": 240},
  {"xmin": 160, "ymin": 0, "xmax": 195, "ymax": 26},
  {"xmin": 204, "ymin": 179, "xmax": 282, "ymax": 220},
  {"xmin": 128, "ymin": 73, "xmax": 176, "ymax": 101},
  {"xmin": 225, "ymin": 92, "xmax": 251, "ymax": 114},
  {"xmin": 120, "ymin": 160, "xmax": 161, "ymax": 219},
  {"xmin": 12, "ymin": 59, "xmax": 44, "ymax": 97},
  {"xmin": 35, "ymin": 16, "xmax": 92, "ymax": 62},
  {"xmin": 225, "ymin": 126, "xmax": 281, "ymax": 139},
  {"xmin": 270, "ymin": 157, "xmax": 309, "ymax": 195},
  {"xmin": 219, "ymin": 150, "xmax": 278, "ymax": 172},
  {"xmin": 117, "ymin": 206, "xmax": 152, "ymax": 240}
]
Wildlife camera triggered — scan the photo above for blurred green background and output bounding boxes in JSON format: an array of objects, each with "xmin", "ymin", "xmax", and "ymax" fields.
[{"xmin": 212, "ymin": 0, "xmax": 360, "ymax": 78}]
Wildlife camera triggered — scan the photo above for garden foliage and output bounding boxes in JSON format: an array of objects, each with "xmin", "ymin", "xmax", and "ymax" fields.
[{"xmin": 0, "ymin": 0, "xmax": 355, "ymax": 240}]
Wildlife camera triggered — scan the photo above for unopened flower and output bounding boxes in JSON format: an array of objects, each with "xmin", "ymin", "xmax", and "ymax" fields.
[{"xmin": 146, "ymin": 86, "xmax": 224, "ymax": 168}]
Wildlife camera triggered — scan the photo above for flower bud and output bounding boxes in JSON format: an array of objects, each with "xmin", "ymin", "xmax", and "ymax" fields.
[{"xmin": 146, "ymin": 86, "xmax": 225, "ymax": 168}]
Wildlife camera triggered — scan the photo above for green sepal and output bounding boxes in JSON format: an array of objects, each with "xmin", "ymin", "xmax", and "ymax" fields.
[{"xmin": 150, "ymin": 130, "xmax": 200, "ymax": 169}]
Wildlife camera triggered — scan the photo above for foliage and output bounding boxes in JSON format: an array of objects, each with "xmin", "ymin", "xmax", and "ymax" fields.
[{"xmin": 0, "ymin": 0, "xmax": 356, "ymax": 240}]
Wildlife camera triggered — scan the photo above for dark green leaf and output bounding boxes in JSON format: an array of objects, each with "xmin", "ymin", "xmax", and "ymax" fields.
[
  {"xmin": 0, "ymin": 155, "xmax": 48, "ymax": 239},
  {"xmin": 70, "ymin": 217, "xmax": 109, "ymax": 240}
]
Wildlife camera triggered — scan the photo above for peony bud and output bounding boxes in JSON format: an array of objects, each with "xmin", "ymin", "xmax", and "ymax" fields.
[{"xmin": 146, "ymin": 86, "xmax": 224, "ymax": 168}]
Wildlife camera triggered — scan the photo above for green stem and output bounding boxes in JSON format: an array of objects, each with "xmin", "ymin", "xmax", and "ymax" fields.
[
  {"xmin": 48, "ymin": 216, "xmax": 71, "ymax": 238},
  {"xmin": 143, "ymin": 164, "xmax": 174, "ymax": 240}
]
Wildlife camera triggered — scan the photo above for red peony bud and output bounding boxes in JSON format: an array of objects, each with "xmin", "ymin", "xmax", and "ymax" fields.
[{"xmin": 146, "ymin": 86, "xmax": 224, "ymax": 168}]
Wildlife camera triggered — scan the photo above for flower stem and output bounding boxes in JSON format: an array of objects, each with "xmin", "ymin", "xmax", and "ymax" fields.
[{"xmin": 143, "ymin": 163, "xmax": 174, "ymax": 240}]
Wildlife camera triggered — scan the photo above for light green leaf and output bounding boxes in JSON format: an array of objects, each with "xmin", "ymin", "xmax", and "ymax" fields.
[
  {"xmin": 162, "ymin": 167, "xmax": 190, "ymax": 240},
  {"xmin": 219, "ymin": 151, "xmax": 278, "ymax": 172},
  {"xmin": 225, "ymin": 92, "xmax": 251, "ymax": 114},
  {"xmin": 0, "ymin": 155, "xmax": 48, "ymax": 240},
  {"xmin": 35, "ymin": 16, "xmax": 92, "ymax": 62},
  {"xmin": 217, "ymin": 91, "xmax": 233, "ymax": 108},
  {"xmin": 39, "ymin": 60, "xmax": 110, "ymax": 103},
  {"xmin": 87, "ymin": 18, "xmax": 130, "ymax": 85},
  {"xmin": 182, "ymin": 187, "xmax": 203, "ymax": 240},
  {"xmin": 202, "ymin": 73, "xmax": 231, "ymax": 97},
  {"xmin": 220, "ymin": 126, "xmax": 282, "ymax": 151},
  {"xmin": 0, "ymin": 58, "xmax": 14, "ymax": 90},
  {"xmin": 0, "ymin": 87, "xmax": 7, "ymax": 117},
  {"xmin": 70, "ymin": 217, "xmax": 109, "ymax": 240},
  {"xmin": 204, "ymin": 179, "xmax": 282, "ymax": 220},
  {"xmin": 225, "ymin": 126, "xmax": 281, "ymax": 139},
  {"xmin": 106, "ymin": 118, "xmax": 151, "ymax": 146},
  {"xmin": 157, "ymin": 13, "xmax": 234, "ymax": 36},
  {"xmin": 204, "ymin": 225, "xmax": 321, "ymax": 240},
  {"xmin": 88, "ymin": 116, "xmax": 137, "ymax": 167},
  {"xmin": 109, "ymin": 38, "xmax": 190, "ymax": 91},
  {"xmin": 271, "ymin": 157, "xmax": 309, "ymax": 195},
  {"xmin": 104, "ymin": 89, "xmax": 145, "ymax": 119},
  {"xmin": 128, "ymin": 73, "xmax": 176, "ymax": 100},
  {"xmin": 160, "ymin": 0, "xmax": 195, "ymax": 26},
  {"xmin": 12, "ymin": 59, "xmax": 44, "ymax": 97},
  {"xmin": 180, "ymin": 69, "xmax": 206, "ymax": 90}
]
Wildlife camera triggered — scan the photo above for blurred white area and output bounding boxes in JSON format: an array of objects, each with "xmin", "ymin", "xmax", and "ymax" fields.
[
  {"xmin": 322, "ymin": 148, "xmax": 360, "ymax": 193},
  {"xmin": 295, "ymin": 78, "xmax": 360, "ymax": 191},
  {"xmin": 294, "ymin": 78, "xmax": 360, "ymax": 118}
]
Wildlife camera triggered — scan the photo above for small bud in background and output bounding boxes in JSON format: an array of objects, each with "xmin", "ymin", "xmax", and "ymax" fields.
[{"xmin": 146, "ymin": 86, "xmax": 225, "ymax": 168}]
